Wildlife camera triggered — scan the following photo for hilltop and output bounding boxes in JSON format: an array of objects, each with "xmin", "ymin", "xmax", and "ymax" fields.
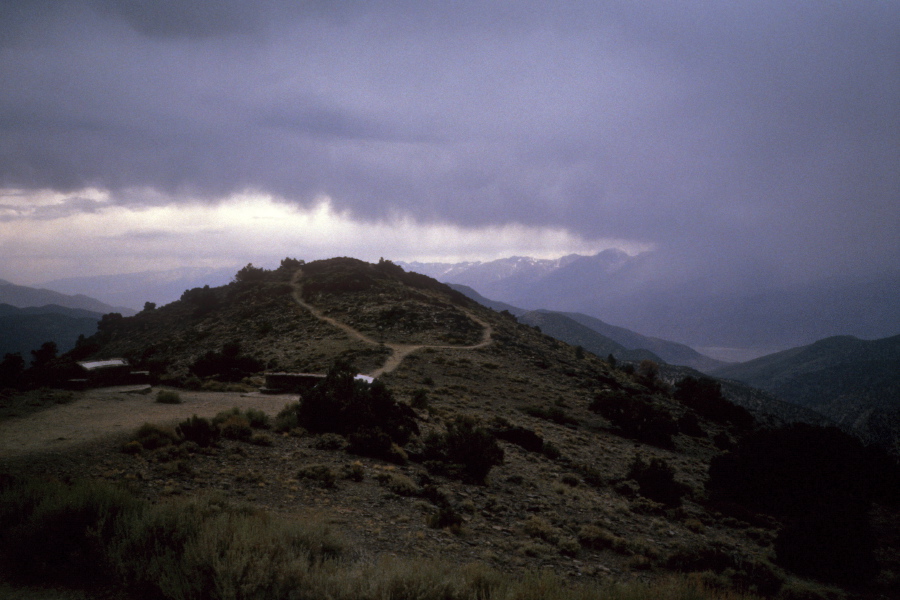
[{"xmin": 1, "ymin": 257, "xmax": 898, "ymax": 600}]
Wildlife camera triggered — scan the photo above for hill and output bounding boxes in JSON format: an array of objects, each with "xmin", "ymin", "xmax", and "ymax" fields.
[
  {"xmin": 1, "ymin": 257, "xmax": 898, "ymax": 599},
  {"xmin": 0, "ymin": 303, "xmax": 104, "ymax": 357},
  {"xmin": 713, "ymin": 335, "xmax": 900, "ymax": 454},
  {"xmin": 516, "ymin": 310, "xmax": 661, "ymax": 364}
]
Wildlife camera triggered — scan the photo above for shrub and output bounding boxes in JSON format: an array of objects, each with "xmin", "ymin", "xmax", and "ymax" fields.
[
  {"xmin": 542, "ymin": 440, "xmax": 562, "ymax": 460},
  {"xmin": 677, "ymin": 411, "xmax": 706, "ymax": 437},
  {"xmin": 294, "ymin": 360, "xmax": 418, "ymax": 448},
  {"xmin": 155, "ymin": 390, "xmax": 182, "ymax": 404},
  {"xmin": 176, "ymin": 415, "xmax": 219, "ymax": 447},
  {"xmin": 313, "ymin": 432, "xmax": 347, "ymax": 450},
  {"xmin": 244, "ymin": 408, "xmax": 270, "ymax": 429},
  {"xmin": 707, "ymin": 423, "xmax": 887, "ymax": 585},
  {"xmin": 274, "ymin": 402, "xmax": 301, "ymax": 432},
  {"xmin": 249, "ymin": 433, "xmax": 274, "ymax": 446},
  {"xmin": 341, "ymin": 461, "xmax": 365, "ymax": 482},
  {"xmin": 522, "ymin": 516, "xmax": 560, "ymax": 544},
  {"xmin": 427, "ymin": 505, "xmax": 463, "ymax": 532},
  {"xmin": 133, "ymin": 423, "xmax": 178, "ymax": 450},
  {"xmin": 347, "ymin": 427, "xmax": 407, "ymax": 463},
  {"xmin": 590, "ymin": 390, "xmax": 678, "ymax": 449},
  {"xmin": 423, "ymin": 415, "xmax": 504, "ymax": 485},
  {"xmin": 297, "ymin": 465, "xmax": 337, "ymax": 488},
  {"xmin": 410, "ymin": 388, "xmax": 429, "ymax": 409},
  {"xmin": 219, "ymin": 415, "xmax": 252, "ymax": 441},
  {"xmin": 0, "ymin": 478, "xmax": 141, "ymax": 587},
  {"xmin": 521, "ymin": 404, "xmax": 579, "ymax": 426},
  {"xmin": 121, "ymin": 440, "xmax": 143, "ymax": 454},
  {"xmin": 674, "ymin": 377, "xmax": 754, "ymax": 429},
  {"xmin": 190, "ymin": 342, "xmax": 263, "ymax": 382},
  {"xmin": 577, "ymin": 524, "xmax": 628, "ymax": 553},
  {"xmin": 775, "ymin": 495, "xmax": 877, "ymax": 585},
  {"xmin": 493, "ymin": 424, "xmax": 544, "ymax": 453},
  {"xmin": 627, "ymin": 455, "xmax": 689, "ymax": 507},
  {"xmin": 377, "ymin": 472, "xmax": 420, "ymax": 496}
]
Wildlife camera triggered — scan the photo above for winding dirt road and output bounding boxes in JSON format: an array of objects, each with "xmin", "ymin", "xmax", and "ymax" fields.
[{"xmin": 290, "ymin": 269, "xmax": 492, "ymax": 377}]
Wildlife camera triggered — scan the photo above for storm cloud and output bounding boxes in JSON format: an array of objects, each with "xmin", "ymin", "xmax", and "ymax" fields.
[{"xmin": 1, "ymin": 1, "xmax": 898, "ymax": 288}]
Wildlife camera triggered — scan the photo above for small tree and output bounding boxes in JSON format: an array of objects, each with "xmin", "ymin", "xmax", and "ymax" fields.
[
  {"xmin": 30, "ymin": 341, "xmax": 58, "ymax": 369},
  {"xmin": 0, "ymin": 353, "xmax": 25, "ymax": 389},
  {"xmin": 423, "ymin": 415, "xmax": 504, "ymax": 484},
  {"xmin": 234, "ymin": 263, "xmax": 267, "ymax": 284}
]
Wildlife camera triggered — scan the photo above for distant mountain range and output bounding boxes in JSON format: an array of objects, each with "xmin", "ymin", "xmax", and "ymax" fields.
[
  {"xmin": 712, "ymin": 335, "xmax": 900, "ymax": 455},
  {"xmin": 0, "ymin": 279, "xmax": 134, "ymax": 315},
  {"xmin": 0, "ymin": 279, "xmax": 134, "ymax": 358},
  {"xmin": 38, "ymin": 267, "xmax": 237, "ymax": 311},
  {"xmin": 451, "ymin": 280, "xmax": 900, "ymax": 455},
  {"xmin": 401, "ymin": 252, "xmax": 900, "ymax": 359},
  {"xmin": 449, "ymin": 284, "xmax": 727, "ymax": 372},
  {"xmin": 0, "ymin": 303, "xmax": 104, "ymax": 357}
]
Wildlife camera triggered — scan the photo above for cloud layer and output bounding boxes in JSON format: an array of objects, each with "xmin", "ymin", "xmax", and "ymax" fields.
[{"xmin": 2, "ymin": 1, "xmax": 898, "ymax": 288}]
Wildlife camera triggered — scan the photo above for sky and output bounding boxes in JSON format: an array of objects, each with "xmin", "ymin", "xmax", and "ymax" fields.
[{"xmin": 1, "ymin": 1, "xmax": 898, "ymax": 289}]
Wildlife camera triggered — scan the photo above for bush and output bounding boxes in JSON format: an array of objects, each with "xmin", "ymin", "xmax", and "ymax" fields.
[
  {"xmin": 627, "ymin": 455, "xmax": 689, "ymax": 507},
  {"xmin": 423, "ymin": 415, "xmax": 504, "ymax": 485},
  {"xmin": 0, "ymin": 478, "xmax": 141, "ymax": 587},
  {"xmin": 673, "ymin": 377, "xmax": 754, "ymax": 429},
  {"xmin": 155, "ymin": 390, "xmax": 182, "ymax": 404},
  {"xmin": 133, "ymin": 423, "xmax": 178, "ymax": 450},
  {"xmin": 297, "ymin": 465, "xmax": 337, "ymax": 488},
  {"xmin": 347, "ymin": 427, "xmax": 407, "ymax": 463},
  {"xmin": 590, "ymin": 390, "xmax": 678, "ymax": 448},
  {"xmin": 707, "ymin": 423, "xmax": 886, "ymax": 585},
  {"xmin": 521, "ymin": 404, "xmax": 579, "ymax": 426},
  {"xmin": 176, "ymin": 415, "xmax": 219, "ymax": 447},
  {"xmin": 313, "ymin": 432, "xmax": 347, "ymax": 450},
  {"xmin": 244, "ymin": 408, "xmax": 270, "ymax": 429},
  {"xmin": 775, "ymin": 495, "xmax": 877, "ymax": 585},
  {"xmin": 190, "ymin": 342, "xmax": 264, "ymax": 382},
  {"xmin": 293, "ymin": 360, "xmax": 418, "ymax": 446},
  {"xmin": 493, "ymin": 424, "xmax": 544, "ymax": 453},
  {"xmin": 274, "ymin": 402, "xmax": 301, "ymax": 432}
]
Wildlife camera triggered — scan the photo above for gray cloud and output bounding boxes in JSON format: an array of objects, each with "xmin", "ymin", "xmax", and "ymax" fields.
[{"xmin": 1, "ymin": 1, "xmax": 897, "ymax": 288}]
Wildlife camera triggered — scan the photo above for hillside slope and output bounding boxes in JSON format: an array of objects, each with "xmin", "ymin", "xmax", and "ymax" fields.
[
  {"xmin": 449, "ymin": 283, "xmax": 724, "ymax": 371},
  {"xmin": 713, "ymin": 335, "xmax": 900, "ymax": 454},
  {"xmin": 0, "ymin": 304, "xmax": 103, "ymax": 357}
]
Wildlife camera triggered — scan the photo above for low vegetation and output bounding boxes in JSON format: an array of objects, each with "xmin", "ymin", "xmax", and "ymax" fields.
[{"xmin": 0, "ymin": 474, "xmax": 771, "ymax": 600}]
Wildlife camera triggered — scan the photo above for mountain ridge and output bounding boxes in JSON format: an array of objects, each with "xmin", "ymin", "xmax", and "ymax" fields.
[
  {"xmin": 0, "ymin": 279, "xmax": 135, "ymax": 316},
  {"xmin": 712, "ymin": 334, "xmax": 900, "ymax": 455}
]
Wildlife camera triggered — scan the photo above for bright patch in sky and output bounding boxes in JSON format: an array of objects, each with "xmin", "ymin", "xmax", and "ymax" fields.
[{"xmin": 1, "ymin": 189, "xmax": 651, "ymax": 285}]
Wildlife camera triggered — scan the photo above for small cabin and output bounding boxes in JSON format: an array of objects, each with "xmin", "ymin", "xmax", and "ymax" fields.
[{"xmin": 70, "ymin": 358, "xmax": 147, "ymax": 388}]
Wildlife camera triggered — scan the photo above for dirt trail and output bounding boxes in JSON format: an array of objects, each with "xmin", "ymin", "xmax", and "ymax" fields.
[{"xmin": 291, "ymin": 269, "xmax": 492, "ymax": 377}]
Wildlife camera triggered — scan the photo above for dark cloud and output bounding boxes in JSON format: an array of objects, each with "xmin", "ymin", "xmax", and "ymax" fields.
[{"xmin": 1, "ymin": 1, "xmax": 897, "ymax": 287}]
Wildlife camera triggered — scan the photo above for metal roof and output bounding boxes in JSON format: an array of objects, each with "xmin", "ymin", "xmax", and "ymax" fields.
[{"xmin": 77, "ymin": 358, "xmax": 129, "ymax": 371}]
